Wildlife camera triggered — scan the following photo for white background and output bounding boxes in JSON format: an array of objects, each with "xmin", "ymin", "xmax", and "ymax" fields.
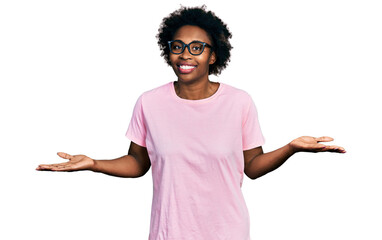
[{"xmin": 1, "ymin": 0, "xmax": 381, "ymax": 239}]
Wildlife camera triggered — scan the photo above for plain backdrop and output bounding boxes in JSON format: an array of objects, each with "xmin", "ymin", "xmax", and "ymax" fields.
[{"xmin": 1, "ymin": 0, "xmax": 381, "ymax": 239}]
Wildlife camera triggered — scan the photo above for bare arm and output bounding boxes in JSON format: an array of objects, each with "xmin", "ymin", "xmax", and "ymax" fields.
[
  {"xmin": 244, "ymin": 145, "xmax": 294, "ymax": 180},
  {"xmin": 244, "ymin": 136, "xmax": 346, "ymax": 180},
  {"xmin": 36, "ymin": 142, "xmax": 151, "ymax": 178},
  {"xmin": 92, "ymin": 142, "xmax": 151, "ymax": 178}
]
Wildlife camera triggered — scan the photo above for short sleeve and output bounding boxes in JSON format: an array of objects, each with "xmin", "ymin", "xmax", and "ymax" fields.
[
  {"xmin": 242, "ymin": 94, "xmax": 265, "ymax": 150},
  {"xmin": 125, "ymin": 95, "xmax": 147, "ymax": 147}
]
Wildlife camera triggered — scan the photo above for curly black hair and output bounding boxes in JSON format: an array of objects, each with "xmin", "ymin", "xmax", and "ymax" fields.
[{"xmin": 157, "ymin": 5, "xmax": 233, "ymax": 75}]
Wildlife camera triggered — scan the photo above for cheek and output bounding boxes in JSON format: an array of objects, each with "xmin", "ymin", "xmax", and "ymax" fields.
[
  {"xmin": 196, "ymin": 56, "xmax": 210, "ymax": 68},
  {"xmin": 169, "ymin": 54, "xmax": 176, "ymax": 65}
]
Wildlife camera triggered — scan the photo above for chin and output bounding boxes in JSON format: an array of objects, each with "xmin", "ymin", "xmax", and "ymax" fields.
[{"xmin": 177, "ymin": 74, "xmax": 202, "ymax": 83}]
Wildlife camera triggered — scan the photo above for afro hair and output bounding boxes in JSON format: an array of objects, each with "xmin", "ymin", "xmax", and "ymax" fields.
[{"xmin": 157, "ymin": 5, "xmax": 233, "ymax": 75}]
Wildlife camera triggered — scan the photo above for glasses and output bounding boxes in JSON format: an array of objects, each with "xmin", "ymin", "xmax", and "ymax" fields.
[{"xmin": 168, "ymin": 40, "xmax": 213, "ymax": 56}]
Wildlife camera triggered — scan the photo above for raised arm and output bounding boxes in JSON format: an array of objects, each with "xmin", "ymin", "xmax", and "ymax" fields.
[
  {"xmin": 36, "ymin": 142, "xmax": 151, "ymax": 178},
  {"xmin": 243, "ymin": 136, "xmax": 346, "ymax": 180}
]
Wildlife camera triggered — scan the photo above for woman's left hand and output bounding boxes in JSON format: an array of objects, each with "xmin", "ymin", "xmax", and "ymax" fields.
[{"xmin": 289, "ymin": 136, "xmax": 346, "ymax": 153}]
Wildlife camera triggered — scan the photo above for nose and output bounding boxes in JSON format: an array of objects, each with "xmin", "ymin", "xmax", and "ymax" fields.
[{"xmin": 179, "ymin": 46, "xmax": 192, "ymax": 59}]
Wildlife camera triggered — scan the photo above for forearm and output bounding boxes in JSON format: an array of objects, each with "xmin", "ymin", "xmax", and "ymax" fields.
[
  {"xmin": 246, "ymin": 143, "xmax": 296, "ymax": 180},
  {"xmin": 91, "ymin": 155, "xmax": 145, "ymax": 178}
]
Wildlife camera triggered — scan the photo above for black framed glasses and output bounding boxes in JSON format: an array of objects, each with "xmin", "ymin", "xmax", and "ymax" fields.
[{"xmin": 168, "ymin": 40, "xmax": 213, "ymax": 56}]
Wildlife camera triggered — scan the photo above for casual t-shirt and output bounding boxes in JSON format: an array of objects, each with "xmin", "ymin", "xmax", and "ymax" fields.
[{"xmin": 125, "ymin": 81, "xmax": 265, "ymax": 240}]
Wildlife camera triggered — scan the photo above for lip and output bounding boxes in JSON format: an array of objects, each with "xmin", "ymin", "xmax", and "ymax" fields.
[{"xmin": 176, "ymin": 62, "xmax": 197, "ymax": 74}]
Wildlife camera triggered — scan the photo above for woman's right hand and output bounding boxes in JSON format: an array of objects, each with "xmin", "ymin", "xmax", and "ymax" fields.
[{"xmin": 36, "ymin": 152, "xmax": 95, "ymax": 171}]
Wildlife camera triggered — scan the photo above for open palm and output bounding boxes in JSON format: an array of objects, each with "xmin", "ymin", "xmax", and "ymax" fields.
[
  {"xmin": 36, "ymin": 152, "xmax": 95, "ymax": 171},
  {"xmin": 290, "ymin": 136, "xmax": 346, "ymax": 153}
]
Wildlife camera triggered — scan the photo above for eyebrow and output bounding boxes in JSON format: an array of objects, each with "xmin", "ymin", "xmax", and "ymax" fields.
[{"xmin": 173, "ymin": 39, "xmax": 211, "ymax": 45}]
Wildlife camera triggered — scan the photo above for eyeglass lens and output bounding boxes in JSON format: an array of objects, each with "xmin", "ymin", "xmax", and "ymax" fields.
[{"xmin": 170, "ymin": 41, "xmax": 204, "ymax": 55}]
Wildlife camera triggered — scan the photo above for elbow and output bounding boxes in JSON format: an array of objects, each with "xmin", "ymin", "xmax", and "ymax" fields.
[
  {"xmin": 245, "ymin": 171, "xmax": 259, "ymax": 180},
  {"xmin": 245, "ymin": 170, "xmax": 266, "ymax": 180},
  {"xmin": 248, "ymin": 175, "xmax": 260, "ymax": 180},
  {"xmin": 135, "ymin": 165, "xmax": 151, "ymax": 178}
]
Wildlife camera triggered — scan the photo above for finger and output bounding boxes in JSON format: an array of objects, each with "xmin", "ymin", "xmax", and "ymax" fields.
[
  {"xmin": 38, "ymin": 164, "xmax": 74, "ymax": 171},
  {"xmin": 36, "ymin": 164, "xmax": 57, "ymax": 170},
  {"xmin": 306, "ymin": 143, "xmax": 327, "ymax": 150},
  {"xmin": 57, "ymin": 152, "xmax": 73, "ymax": 160},
  {"xmin": 314, "ymin": 136, "xmax": 334, "ymax": 143},
  {"xmin": 321, "ymin": 145, "xmax": 346, "ymax": 153},
  {"xmin": 36, "ymin": 165, "xmax": 46, "ymax": 170},
  {"xmin": 50, "ymin": 164, "xmax": 75, "ymax": 171}
]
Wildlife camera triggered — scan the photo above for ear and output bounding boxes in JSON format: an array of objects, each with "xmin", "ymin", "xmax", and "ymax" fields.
[{"xmin": 209, "ymin": 52, "xmax": 216, "ymax": 65}]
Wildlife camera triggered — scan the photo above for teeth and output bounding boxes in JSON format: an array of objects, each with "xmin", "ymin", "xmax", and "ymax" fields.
[{"xmin": 179, "ymin": 65, "xmax": 196, "ymax": 70}]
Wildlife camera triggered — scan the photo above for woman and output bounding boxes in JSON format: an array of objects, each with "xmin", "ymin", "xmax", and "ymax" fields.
[{"xmin": 37, "ymin": 6, "xmax": 345, "ymax": 240}]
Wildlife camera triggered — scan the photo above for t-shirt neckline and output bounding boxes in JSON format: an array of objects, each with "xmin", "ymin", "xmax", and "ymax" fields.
[{"xmin": 170, "ymin": 81, "xmax": 224, "ymax": 104}]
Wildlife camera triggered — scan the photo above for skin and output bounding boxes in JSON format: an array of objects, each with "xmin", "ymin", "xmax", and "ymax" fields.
[
  {"xmin": 36, "ymin": 25, "xmax": 346, "ymax": 179},
  {"xmin": 170, "ymin": 25, "xmax": 218, "ymax": 100}
]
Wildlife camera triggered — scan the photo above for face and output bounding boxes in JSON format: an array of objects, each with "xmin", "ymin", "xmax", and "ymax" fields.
[{"xmin": 169, "ymin": 25, "xmax": 216, "ymax": 84}]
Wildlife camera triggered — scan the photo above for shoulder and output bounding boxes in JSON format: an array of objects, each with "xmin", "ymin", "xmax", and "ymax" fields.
[
  {"xmin": 137, "ymin": 82, "xmax": 172, "ymax": 103},
  {"xmin": 142, "ymin": 82, "xmax": 171, "ymax": 97},
  {"xmin": 220, "ymin": 82, "xmax": 254, "ymax": 103}
]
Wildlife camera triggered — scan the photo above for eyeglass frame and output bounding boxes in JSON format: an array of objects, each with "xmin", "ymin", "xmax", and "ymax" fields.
[{"xmin": 168, "ymin": 40, "xmax": 214, "ymax": 56}]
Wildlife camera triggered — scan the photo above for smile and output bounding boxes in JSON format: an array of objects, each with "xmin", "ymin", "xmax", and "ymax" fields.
[
  {"xmin": 177, "ymin": 64, "xmax": 197, "ymax": 74},
  {"xmin": 179, "ymin": 65, "xmax": 196, "ymax": 70}
]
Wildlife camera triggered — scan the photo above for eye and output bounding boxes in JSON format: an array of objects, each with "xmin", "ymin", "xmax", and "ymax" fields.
[
  {"xmin": 170, "ymin": 41, "xmax": 184, "ymax": 52},
  {"xmin": 190, "ymin": 42, "xmax": 204, "ymax": 54}
]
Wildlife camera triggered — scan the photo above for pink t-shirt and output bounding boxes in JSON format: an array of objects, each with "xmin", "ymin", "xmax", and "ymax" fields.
[{"xmin": 125, "ymin": 81, "xmax": 265, "ymax": 240}]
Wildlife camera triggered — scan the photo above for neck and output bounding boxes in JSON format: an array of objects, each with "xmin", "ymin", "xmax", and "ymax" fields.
[{"xmin": 174, "ymin": 79, "xmax": 219, "ymax": 100}]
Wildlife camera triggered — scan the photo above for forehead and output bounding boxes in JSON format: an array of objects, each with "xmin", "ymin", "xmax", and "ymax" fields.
[{"xmin": 173, "ymin": 25, "xmax": 212, "ymax": 44}]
